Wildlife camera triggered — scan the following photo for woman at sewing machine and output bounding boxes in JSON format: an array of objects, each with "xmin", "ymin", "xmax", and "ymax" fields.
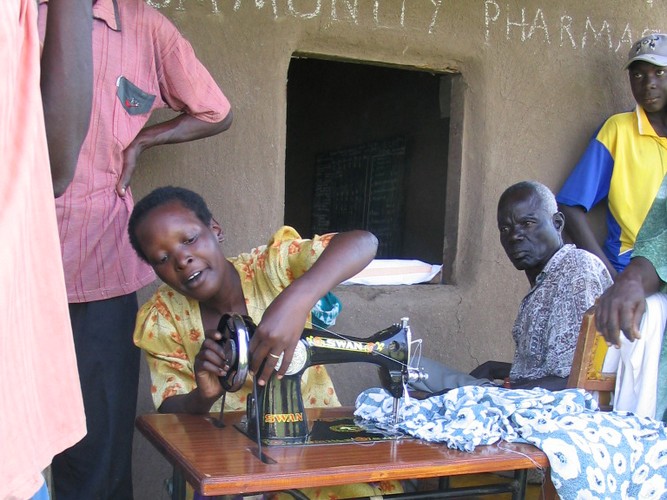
[{"xmin": 129, "ymin": 186, "xmax": 404, "ymax": 499}]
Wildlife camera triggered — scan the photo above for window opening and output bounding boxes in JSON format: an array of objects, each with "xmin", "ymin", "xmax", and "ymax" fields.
[{"xmin": 285, "ymin": 56, "xmax": 461, "ymax": 283}]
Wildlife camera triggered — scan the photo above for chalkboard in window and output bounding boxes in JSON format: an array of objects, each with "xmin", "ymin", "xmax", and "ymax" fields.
[{"xmin": 311, "ymin": 137, "xmax": 406, "ymax": 257}]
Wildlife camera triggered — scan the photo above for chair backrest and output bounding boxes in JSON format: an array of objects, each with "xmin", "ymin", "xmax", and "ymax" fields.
[{"xmin": 566, "ymin": 306, "xmax": 616, "ymax": 410}]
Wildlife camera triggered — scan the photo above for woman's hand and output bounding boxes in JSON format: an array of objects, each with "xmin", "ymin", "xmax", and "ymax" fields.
[
  {"xmin": 249, "ymin": 291, "xmax": 311, "ymax": 386},
  {"xmin": 248, "ymin": 230, "xmax": 378, "ymax": 386},
  {"xmin": 158, "ymin": 329, "xmax": 230, "ymax": 415},
  {"xmin": 193, "ymin": 329, "xmax": 229, "ymax": 401}
]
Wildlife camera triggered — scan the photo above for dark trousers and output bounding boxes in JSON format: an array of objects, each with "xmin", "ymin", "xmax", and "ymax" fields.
[{"xmin": 52, "ymin": 293, "xmax": 140, "ymax": 500}]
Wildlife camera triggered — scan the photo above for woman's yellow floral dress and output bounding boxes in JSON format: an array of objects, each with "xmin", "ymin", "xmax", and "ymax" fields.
[{"xmin": 134, "ymin": 226, "xmax": 402, "ymax": 499}]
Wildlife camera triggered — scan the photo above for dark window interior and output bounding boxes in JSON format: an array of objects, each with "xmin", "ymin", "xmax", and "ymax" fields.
[{"xmin": 285, "ymin": 57, "xmax": 455, "ymax": 265}]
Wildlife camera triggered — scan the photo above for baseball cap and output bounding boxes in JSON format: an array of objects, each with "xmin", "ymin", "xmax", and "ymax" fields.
[{"xmin": 624, "ymin": 33, "xmax": 667, "ymax": 69}]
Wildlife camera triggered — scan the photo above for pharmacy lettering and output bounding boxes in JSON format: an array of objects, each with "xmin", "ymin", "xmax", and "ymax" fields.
[{"xmin": 146, "ymin": 0, "xmax": 660, "ymax": 54}]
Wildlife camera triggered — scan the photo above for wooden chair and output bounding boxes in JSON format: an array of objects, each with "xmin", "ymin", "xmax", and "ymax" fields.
[
  {"xmin": 535, "ymin": 307, "xmax": 618, "ymax": 500},
  {"xmin": 566, "ymin": 306, "xmax": 616, "ymax": 410}
]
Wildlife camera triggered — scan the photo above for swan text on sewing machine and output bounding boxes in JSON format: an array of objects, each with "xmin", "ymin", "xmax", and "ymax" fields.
[
  {"xmin": 305, "ymin": 336, "xmax": 385, "ymax": 353},
  {"xmin": 264, "ymin": 412, "xmax": 304, "ymax": 423}
]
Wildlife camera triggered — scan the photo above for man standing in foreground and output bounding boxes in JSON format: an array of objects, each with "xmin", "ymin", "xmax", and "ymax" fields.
[
  {"xmin": 1, "ymin": 0, "xmax": 92, "ymax": 498},
  {"xmin": 37, "ymin": 1, "xmax": 233, "ymax": 498}
]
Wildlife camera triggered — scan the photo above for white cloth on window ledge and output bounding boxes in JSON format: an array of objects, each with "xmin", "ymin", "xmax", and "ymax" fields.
[{"xmin": 341, "ymin": 259, "xmax": 442, "ymax": 285}]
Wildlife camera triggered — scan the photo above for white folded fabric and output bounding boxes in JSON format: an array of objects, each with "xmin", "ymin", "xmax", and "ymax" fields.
[
  {"xmin": 341, "ymin": 259, "xmax": 442, "ymax": 285},
  {"xmin": 602, "ymin": 292, "xmax": 667, "ymax": 418}
]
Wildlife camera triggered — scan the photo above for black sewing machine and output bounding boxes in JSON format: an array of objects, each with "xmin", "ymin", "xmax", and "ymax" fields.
[{"xmin": 216, "ymin": 313, "xmax": 427, "ymax": 445}]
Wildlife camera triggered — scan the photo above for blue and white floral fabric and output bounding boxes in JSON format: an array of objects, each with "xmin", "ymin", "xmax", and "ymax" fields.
[{"xmin": 355, "ymin": 386, "xmax": 667, "ymax": 499}]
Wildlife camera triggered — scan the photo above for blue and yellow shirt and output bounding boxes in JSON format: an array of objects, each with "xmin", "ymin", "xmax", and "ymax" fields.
[{"xmin": 557, "ymin": 106, "xmax": 667, "ymax": 272}]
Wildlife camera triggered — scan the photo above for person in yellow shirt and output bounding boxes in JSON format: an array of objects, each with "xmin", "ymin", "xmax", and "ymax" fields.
[{"xmin": 129, "ymin": 186, "xmax": 403, "ymax": 499}]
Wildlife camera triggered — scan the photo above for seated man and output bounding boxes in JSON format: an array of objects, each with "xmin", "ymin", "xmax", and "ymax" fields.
[
  {"xmin": 596, "ymin": 174, "xmax": 667, "ymax": 420},
  {"xmin": 471, "ymin": 181, "xmax": 613, "ymax": 391}
]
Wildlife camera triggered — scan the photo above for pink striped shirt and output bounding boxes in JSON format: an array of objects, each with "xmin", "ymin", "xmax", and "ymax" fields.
[{"xmin": 38, "ymin": 0, "xmax": 231, "ymax": 302}]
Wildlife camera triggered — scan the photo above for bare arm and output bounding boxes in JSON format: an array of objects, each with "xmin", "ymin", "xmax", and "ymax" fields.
[
  {"xmin": 41, "ymin": 0, "xmax": 93, "ymax": 197},
  {"xmin": 595, "ymin": 257, "xmax": 662, "ymax": 347},
  {"xmin": 559, "ymin": 204, "xmax": 617, "ymax": 279},
  {"xmin": 116, "ymin": 110, "xmax": 233, "ymax": 196},
  {"xmin": 250, "ymin": 230, "xmax": 379, "ymax": 385}
]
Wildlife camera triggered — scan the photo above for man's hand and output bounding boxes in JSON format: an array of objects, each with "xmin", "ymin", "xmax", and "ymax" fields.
[
  {"xmin": 116, "ymin": 141, "xmax": 144, "ymax": 197},
  {"xmin": 595, "ymin": 279, "xmax": 645, "ymax": 347},
  {"xmin": 116, "ymin": 112, "xmax": 233, "ymax": 197},
  {"xmin": 595, "ymin": 257, "xmax": 660, "ymax": 347}
]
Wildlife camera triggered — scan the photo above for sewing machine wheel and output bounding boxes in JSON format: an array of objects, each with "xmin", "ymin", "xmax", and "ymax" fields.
[
  {"xmin": 274, "ymin": 341, "xmax": 308, "ymax": 376},
  {"xmin": 216, "ymin": 313, "xmax": 252, "ymax": 392}
]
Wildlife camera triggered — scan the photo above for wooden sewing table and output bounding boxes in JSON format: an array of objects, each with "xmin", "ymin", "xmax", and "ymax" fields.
[{"xmin": 136, "ymin": 407, "xmax": 550, "ymax": 499}]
